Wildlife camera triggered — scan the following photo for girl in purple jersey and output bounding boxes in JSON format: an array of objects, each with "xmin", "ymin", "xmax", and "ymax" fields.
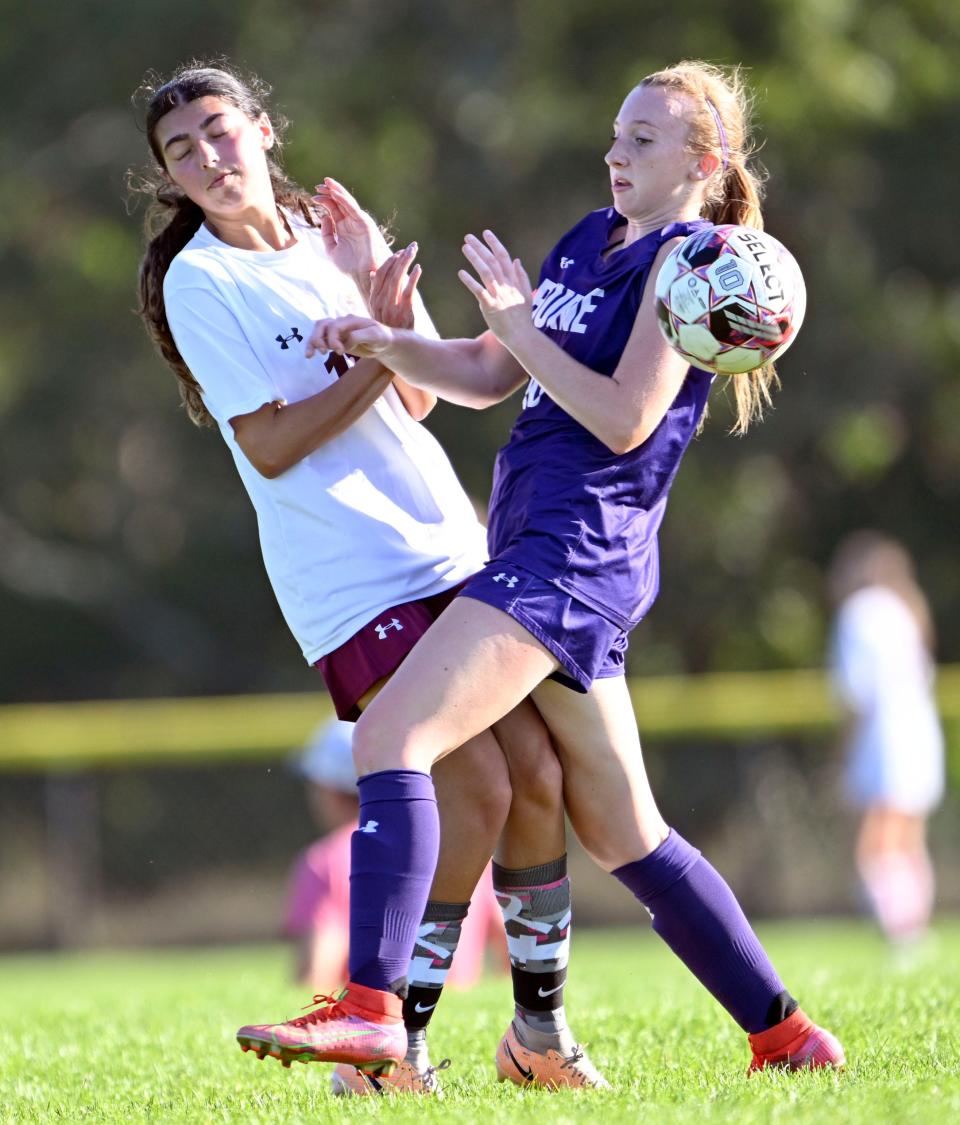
[
  {"xmin": 134, "ymin": 62, "xmax": 602, "ymax": 1094},
  {"xmin": 240, "ymin": 61, "xmax": 845, "ymax": 1076}
]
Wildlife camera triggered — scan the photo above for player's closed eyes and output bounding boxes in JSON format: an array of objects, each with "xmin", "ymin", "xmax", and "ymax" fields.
[{"xmin": 173, "ymin": 132, "xmax": 229, "ymax": 160}]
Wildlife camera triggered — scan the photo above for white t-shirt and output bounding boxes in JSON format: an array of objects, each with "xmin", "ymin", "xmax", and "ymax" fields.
[
  {"xmin": 163, "ymin": 217, "xmax": 487, "ymax": 662},
  {"xmin": 829, "ymin": 585, "xmax": 944, "ymax": 814}
]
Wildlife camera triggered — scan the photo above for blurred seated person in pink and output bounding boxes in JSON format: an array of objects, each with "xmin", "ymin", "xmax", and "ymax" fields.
[{"xmin": 285, "ymin": 718, "xmax": 506, "ymax": 991}]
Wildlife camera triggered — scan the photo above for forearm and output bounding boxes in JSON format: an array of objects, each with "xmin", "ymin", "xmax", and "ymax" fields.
[
  {"xmin": 382, "ymin": 329, "xmax": 524, "ymax": 409},
  {"xmin": 502, "ymin": 327, "xmax": 673, "ymax": 454},
  {"xmin": 233, "ymin": 357, "xmax": 393, "ymax": 478},
  {"xmin": 391, "ymin": 376, "xmax": 437, "ymax": 421}
]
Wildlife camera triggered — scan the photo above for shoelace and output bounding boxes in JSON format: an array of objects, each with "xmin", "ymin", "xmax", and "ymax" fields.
[
  {"xmin": 421, "ymin": 1057, "xmax": 451, "ymax": 1091},
  {"xmin": 287, "ymin": 992, "xmax": 346, "ymax": 1028},
  {"xmin": 561, "ymin": 1046, "xmax": 585, "ymax": 1070}
]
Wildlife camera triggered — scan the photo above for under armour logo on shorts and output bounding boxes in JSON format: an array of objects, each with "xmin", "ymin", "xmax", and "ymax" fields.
[
  {"xmin": 359, "ymin": 820, "xmax": 379, "ymax": 834},
  {"xmin": 374, "ymin": 618, "xmax": 403, "ymax": 640},
  {"xmin": 275, "ymin": 327, "xmax": 303, "ymax": 349},
  {"xmin": 493, "ymin": 572, "xmax": 519, "ymax": 588}
]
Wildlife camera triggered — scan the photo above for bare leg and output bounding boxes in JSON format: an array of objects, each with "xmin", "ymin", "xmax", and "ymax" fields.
[
  {"xmin": 532, "ymin": 677, "xmax": 808, "ymax": 1039},
  {"xmin": 431, "ymin": 737, "xmax": 512, "ymax": 900},
  {"xmin": 358, "ymin": 678, "xmax": 513, "ymax": 903},
  {"xmin": 492, "ymin": 698, "xmax": 566, "ymax": 868},
  {"xmin": 856, "ymin": 805, "xmax": 935, "ymax": 944},
  {"xmin": 353, "ymin": 612, "xmax": 575, "ymax": 1077},
  {"xmin": 531, "ymin": 678, "xmax": 667, "ymax": 867}
]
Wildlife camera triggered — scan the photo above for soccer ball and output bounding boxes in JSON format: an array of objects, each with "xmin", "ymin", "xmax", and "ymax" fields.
[{"xmin": 654, "ymin": 225, "xmax": 806, "ymax": 374}]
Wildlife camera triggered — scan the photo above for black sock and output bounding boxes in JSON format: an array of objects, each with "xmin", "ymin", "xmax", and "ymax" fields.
[
  {"xmin": 402, "ymin": 899, "xmax": 469, "ymax": 1032},
  {"xmin": 493, "ymin": 856, "xmax": 572, "ymax": 1040}
]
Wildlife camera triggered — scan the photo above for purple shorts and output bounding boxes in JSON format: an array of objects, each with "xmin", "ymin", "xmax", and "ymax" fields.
[
  {"xmin": 315, "ymin": 583, "xmax": 464, "ymax": 720},
  {"xmin": 458, "ymin": 562, "xmax": 628, "ymax": 693}
]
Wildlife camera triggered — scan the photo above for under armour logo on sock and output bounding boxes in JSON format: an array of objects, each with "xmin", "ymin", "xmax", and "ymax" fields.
[
  {"xmin": 493, "ymin": 572, "xmax": 518, "ymax": 588},
  {"xmin": 359, "ymin": 820, "xmax": 379, "ymax": 833},
  {"xmin": 275, "ymin": 327, "xmax": 303, "ymax": 349},
  {"xmin": 374, "ymin": 618, "xmax": 403, "ymax": 639}
]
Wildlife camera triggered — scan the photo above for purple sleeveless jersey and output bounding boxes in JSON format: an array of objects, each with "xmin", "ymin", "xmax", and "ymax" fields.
[{"xmin": 486, "ymin": 209, "xmax": 715, "ymax": 629}]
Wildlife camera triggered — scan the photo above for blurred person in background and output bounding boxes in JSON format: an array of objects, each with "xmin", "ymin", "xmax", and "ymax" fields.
[
  {"xmin": 286, "ymin": 718, "xmax": 506, "ymax": 999},
  {"xmin": 828, "ymin": 530, "xmax": 945, "ymax": 950}
]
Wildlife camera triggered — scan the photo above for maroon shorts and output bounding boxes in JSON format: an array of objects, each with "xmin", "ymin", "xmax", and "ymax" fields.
[{"xmin": 315, "ymin": 583, "xmax": 465, "ymax": 721}]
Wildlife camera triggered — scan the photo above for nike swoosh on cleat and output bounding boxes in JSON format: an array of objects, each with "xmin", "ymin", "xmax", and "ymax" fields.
[
  {"xmin": 414, "ymin": 1001, "xmax": 438, "ymax": 1013},
  {"xmin": 504, "ymin": 1040, "xmax": 534, "ymax": 1082},
  {"xmin": 537, "ymin": 983, "xmax": 564, "ymax": 997}
]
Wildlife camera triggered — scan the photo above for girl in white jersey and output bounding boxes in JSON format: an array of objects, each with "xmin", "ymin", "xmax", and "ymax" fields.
[
  {"xmin": 828, "ymin": 530, "xmax": 944, "ymax": 948},
  {"xmin": 134, "ymin": 63, "xmax": 601, "ymax": 1093}
]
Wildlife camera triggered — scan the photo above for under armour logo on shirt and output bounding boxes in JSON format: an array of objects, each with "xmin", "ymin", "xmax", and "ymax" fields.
[
  {"xmin": 493, "ymin": 573, "xmax": 519, "ymax": 588},
  {"xmin": 275, "ymin": 327, "xmax": 303, "ymax": 349},
  {"xmin": 374, "ymin": 618, "xmax": 403, "ymax": 640},
  {"xmin": 560, "ymin": 256, "xmax": 575, "ymax": 269},
  {"xmin": 359, "ymin": 820, "xmax": 379, "ymax": 834}
]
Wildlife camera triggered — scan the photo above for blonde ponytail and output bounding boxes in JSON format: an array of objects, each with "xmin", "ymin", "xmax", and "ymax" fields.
[{"xmin": 641, "ymin": 61, "xmax": 777, "ymax": 432}]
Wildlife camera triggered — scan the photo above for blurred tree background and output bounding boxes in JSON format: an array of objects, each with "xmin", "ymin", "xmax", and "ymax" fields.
[{"xmin": 1, "ymin": 0, "xmax": 959, "ymax": 704}]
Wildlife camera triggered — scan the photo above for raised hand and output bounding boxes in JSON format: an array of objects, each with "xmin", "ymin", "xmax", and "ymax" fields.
[
  {"xmin": 458, "ymin": 230, "xmax": 534, "ymax": 346},
  {"xmin": 368, "ymin": 243, "xmax": 422, "ymax": 330},
  {"xmin": 312, "ymin": 178, "xmax": 392, "ymax": 288},
  {"xmin": 305, "ymin": 315, "xmax": 396, "ymax": 361}
]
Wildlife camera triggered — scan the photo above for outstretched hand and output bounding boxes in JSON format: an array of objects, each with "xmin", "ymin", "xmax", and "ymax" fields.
[
  {"xmin": 368, "ymin": 243, "xmax": 422, "ymax": 330},
  {"xmin": 305, "ymin": 315, "xmax": 396, "ymax": 361},
  {"xmin": 305, "ymin": 242, "xmax": 419, "ymax": 362},
  {"xmin": 458, "ymin": 230, "xmax": 534, "ymax": 345},
  {"xmin": 312, "ymin": 177, "xmax": 391, "ymax": 287}
]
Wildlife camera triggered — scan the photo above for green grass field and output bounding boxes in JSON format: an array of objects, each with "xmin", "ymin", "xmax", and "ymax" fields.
[{"xmin": 3, "ymin": 921, "xmax": 958, "ymax": 1123}]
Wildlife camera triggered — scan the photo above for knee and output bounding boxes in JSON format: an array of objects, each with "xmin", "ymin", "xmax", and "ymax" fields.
[
  {"xmin": 435, "ymin": 740, "xmax": 512, "ymax": 838},
  {"xmin": 352, "ymin": 710, "xmax": 424, "ymax": 776},
  {"xmin": 474, "ymin": 754, "xmax": 513, "ymax": 832},
  {"xmin": 568, "ymin": 805, "xmax": 668, "ymax": 872},
  {"xmin": 497, "ymin": 720, "xmax": 564, "ymax": 815}
]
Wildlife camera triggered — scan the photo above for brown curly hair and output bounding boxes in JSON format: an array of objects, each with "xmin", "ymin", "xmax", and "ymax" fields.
[{"xmin": 131, "ymin": 62, "xmax": 319, "ymax": 427}]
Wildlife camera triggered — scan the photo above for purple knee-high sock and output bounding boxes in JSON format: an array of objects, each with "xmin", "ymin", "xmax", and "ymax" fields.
[
  {"xmin": 349, "ymin": 769, "xmax": 439, "ymax": 994},
  {"xmin": 612, "ymin": 829, "xmax": 794, "ymax": 1033}
]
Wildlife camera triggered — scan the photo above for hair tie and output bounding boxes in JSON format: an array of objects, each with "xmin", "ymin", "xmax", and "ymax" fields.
[{"xmin": 704, "ymin": 98, "xmax": 729, "ymax": 171}]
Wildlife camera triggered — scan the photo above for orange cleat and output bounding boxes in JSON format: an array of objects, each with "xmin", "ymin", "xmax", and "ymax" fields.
[
  {"xmin": 331, "ymin": 1057, "xmax": 451, "ymax": 1096},
  {"xmin": 236, "ymin": 982, "xmax": 405, "ymax": 1074},
  {"xmin": 495, "ymin": 1020, "xmax": 609, "ymax": 1089},
  {"xmin": 748, "ymin": 1008, "xmax": 845, "ymax": 1072}
]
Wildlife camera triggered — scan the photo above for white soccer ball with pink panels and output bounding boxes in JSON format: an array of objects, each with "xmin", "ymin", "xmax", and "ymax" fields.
[{"xmin": 654, "ymin": 225, "xmax": 806, "ymax": 374}]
